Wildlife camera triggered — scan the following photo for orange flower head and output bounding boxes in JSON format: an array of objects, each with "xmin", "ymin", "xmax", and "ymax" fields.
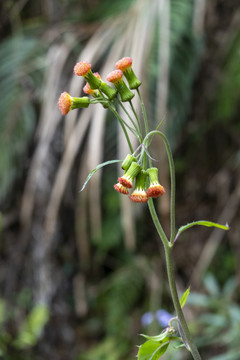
[
  {"xmin": 106, "ymin": 69, "xmax": 134, "ymax": 102},
  {"xmin": 115, "ymin": 57, "xmax": 141, "ymax": 89},
  {"xmin": 129, "ymin": 189, "xmax": 148, "ymax": 203},
  {"xmin": 58, "ymin": 92, "xmax": 73, "ymax": 115},
  {"xmin": 114, "ymin": 182, "xmax": 129, "ymax": 195},
  {"xmin": 147, "ymin": 184, "xmax": 165, "ymax": 198},
  {"xmin": 118, "ymin": 162, "xmax": 141, "ymax": 188},
  {"xmin": 115, "ymin": 57, "xmax": 132, "ymax": 72},
  {"xmin": 146, "ymin": 167, "xmax": 165, "ymax": 198},
  {"xmin": 129, "ymin": 170, "xmax": 148, "ymax": 203},
  {"xmin": 58, "ymin": 92, "xmax": 90, "ymax": 115},
  {"xmin": 106, "ymin": 70, "xmax": 123, "ymax": 84},
  {"xmin": 118, "ymin": 176, "xmax": 133, "ymax": 189},
  {"xmin": 74, "ymin": 61, "xmax": 92, "ymax": 76}
]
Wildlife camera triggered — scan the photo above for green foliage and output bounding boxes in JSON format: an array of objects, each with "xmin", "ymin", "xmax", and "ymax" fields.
[
  {"xmin": 168, "ymin": 0, "xmax": 202, "ymax": 146},
  {"xmin": 138, "ymin": 333, "xmax": 181, "ymax": 360},
  {"xmin": 138, "ymin": 340, "xmax": 169, "ymax": 360},
  {"xmin": 188, "ymin": 274, "xmax": 240, "ymax": 358},
  {"xmin": 99, "ymin": 259, "xmax": 145, "ymax": 336},
  {"xmin": 212, "ymin": 31, "xmax": 240, "ymax": 122},
  {"xmin": 0, "ymin": 297, "xmax": 49, "ymax": 357},
  {"xmin": 0, "ymin": 35, "xmax": 45, "ymax": 202},
  {"xmin": 79, "ymin": 0, "xmax": 136, "ymax": 22},
  {"xmin": 78, "ymin": 336, "xmax": 129, "ymax": 360},
  {"xmin": 13, "ymin": 305, "xmax": 49, "ymax": 349}
]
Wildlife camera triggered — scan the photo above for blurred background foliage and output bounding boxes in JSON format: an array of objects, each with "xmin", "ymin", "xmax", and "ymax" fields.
[{"xmin": 0, "ymin": 0, "xmax": 240, "ymax": 359}]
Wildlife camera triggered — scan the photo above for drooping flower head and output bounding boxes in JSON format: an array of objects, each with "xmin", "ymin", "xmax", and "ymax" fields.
[
  {"xmin": 129, "ymin": 170, "xmax": 148, "ymax": 203},
  {"xmin": 121, "ymin": 154, "xmax": 137, "ymax": 171},
  {"xmin": 146, "ymin": 167, "xmax": 165, "ymax": 198},
  {"xmin": 118, "ymin": 161, "xmax": 141, "ymax": 188},
  {"xmin": 58, "ymin": 92, "xmax": 90, "ymax": 115},
  {"xmin": 115, "ymin": 57, "xmax": 141, "ymax": 89},
  {"xmin": 106, "ymin": 70, "xmax": 134, "ymax": 102},
  {"xmin": 114, "ymin": 182, "xmax": 129, "ymax": 195}
]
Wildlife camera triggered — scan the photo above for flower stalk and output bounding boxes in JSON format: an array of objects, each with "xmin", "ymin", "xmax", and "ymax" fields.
[{"xmin": 57, "ymin": 56, "xmax": 231, "ymax": 360}]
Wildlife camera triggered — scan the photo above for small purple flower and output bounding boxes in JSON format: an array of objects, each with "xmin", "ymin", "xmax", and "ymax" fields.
[
  {"xmin": 141, "ymin": 312, "xmax": 155, "ymax": 327},
  {"xmin": 156, "ymin": 309, "xmax": 173, "ymax": 327}
]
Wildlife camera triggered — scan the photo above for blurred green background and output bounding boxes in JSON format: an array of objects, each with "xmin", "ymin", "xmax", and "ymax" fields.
[{"xmin": 0, "ymin": 0, "xmax": 240, "ymax": 359}]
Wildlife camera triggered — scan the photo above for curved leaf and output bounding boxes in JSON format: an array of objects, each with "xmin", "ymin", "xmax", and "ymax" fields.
[
  {"xmin": 80, "ymin": 159, "xmax": 122, "ymax": 192},
  {"xmin": 175, "ymin": 221, "xmax": 230, "ymax": 242}
]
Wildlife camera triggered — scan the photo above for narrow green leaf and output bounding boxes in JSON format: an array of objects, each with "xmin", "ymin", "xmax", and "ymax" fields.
[
  {"xmin": 80, "ymin": 159, "xmax": 122, "ymax": 192},
  {"xmin": 175, "ymin": 220, "xmax": 230, "ymax": 241},
  {"xmin": 180, "ymin": 287, "xmax": 190, "ymax": 308}
]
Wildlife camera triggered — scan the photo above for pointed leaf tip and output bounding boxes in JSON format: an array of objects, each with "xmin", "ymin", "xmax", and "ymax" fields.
[
  {"xmin": 180, "ymin": 287, "xmax": 190, "ymax": 309},
  {"xmin": 80, "ymin": 159, "xmax": 122, "ymax": 192}
]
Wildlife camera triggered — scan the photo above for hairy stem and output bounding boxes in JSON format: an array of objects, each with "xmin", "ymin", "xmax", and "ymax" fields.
[{"xmin": 148, "ymin": 199, "xmax": 202, "ymax": 360}]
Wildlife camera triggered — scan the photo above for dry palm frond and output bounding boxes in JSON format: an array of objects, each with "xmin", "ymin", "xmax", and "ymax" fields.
[
  {"xmin": 40, "ymin": 0, "xmax": 201, "ymax": 256},
  {"xmin": 16, "ymin": 0, "xmax": 203, "ymax": 292}
]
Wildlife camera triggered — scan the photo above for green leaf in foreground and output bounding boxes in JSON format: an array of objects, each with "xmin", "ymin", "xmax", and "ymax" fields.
[
  {"xmin": 80, "ymin": 159, "xmax": 122, "ymax": 192},
  {"xmin": 138, "ymin": 337, "xmax": 180, "ymax": 360},
  {"xmin": 138, "ymin": 340, "xmax": 169, "ymax": 360},
  {"xmin": 175, "ymin": 220, "xmax": 230, "ymax": 242},
  {"xmin": 180, "ymin": 287, "xmax": 190, "ymax": 309}
]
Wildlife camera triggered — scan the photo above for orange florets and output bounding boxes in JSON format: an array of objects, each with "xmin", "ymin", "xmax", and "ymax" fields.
[
  {"xmin": 129, "ymin": 189, "xmax": 148, "ymax": 203},
  {"xmin": 58, "ymin": 92, "xmax": 73, "ymax": 115},
  {"xmin": 118, "ymin": 176, "xmax": 133, "ymax": 188},
  {"xmin": 147, "ymin": 184, "xmax": 165, "ymax": 198},
  {"xmin": 106, "ymin": 70, "xmax": 123, "ymax": 83},
  {"xmin": 114, "ymin": 183, "xmax": 129, "ymax": 195},
  {"xmin": 115, "ymin": 57, "xmax": 132, "ymax": 72},
  {"xmin": 74, "ymin": 61, "xmax": 92, "ymax": 76}
]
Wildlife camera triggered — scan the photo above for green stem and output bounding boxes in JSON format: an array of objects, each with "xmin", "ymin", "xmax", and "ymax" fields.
[
  {"xmin": 148, "ymin": 199, "xmax": 202, "ymax": 360},
  {"xmin": 108, "ymin": 104, "xmax": 134, "ymax": 153},
  {"xmin": 144, "ymin": 130, "xmax": 176, "ymax": 243},
  {"xmin": 117, "ymin": 100, "xmax": 142, "ymax": 141},
  {"xmin": 136, "ymin": 89, "xmax": 151, "ymax": 170},
  {"xmin": 129, "ymin": 100, "xmax": 143, "ymax": 137},
  {"xmin": 137, "ymin": 88, "xmax": 149, "ymax": 136}
]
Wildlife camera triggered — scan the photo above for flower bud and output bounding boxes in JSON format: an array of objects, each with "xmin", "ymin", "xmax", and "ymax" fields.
[
  {"xmin": 121, "ymin": 154, "xmax": 137, "ymax": 171},
  {"xmin": 146, "ymin": 167, "xmax": 165, "ymax": 198},
  {"xmin": 129, "ymin": 170, "xmax": 148, "ymax": 203},
  {"xmin": 115, "ymin": 57, "xmax": 141, "ymax": 89},
  {"xmin": 114, "ymin": 182, "xmax": 129, "ymax": 195},
  {"xmin": 58, "ymin": 92, "xmax": 90, "ymax": 115},
  {"xmin": 118, "ymin": 161, "xmax": 141, "ymax": 188},
  {"xmin": 106, "ymin": 70, "xmax": 134, "ymax": 102}
]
